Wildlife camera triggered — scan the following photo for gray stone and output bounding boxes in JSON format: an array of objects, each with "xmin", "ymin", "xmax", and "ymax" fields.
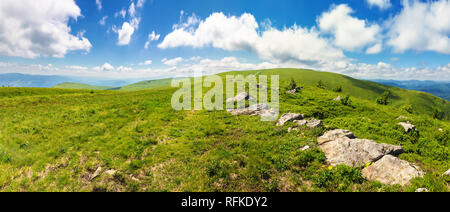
[
  {"xmin": 105, "ymin": 169, "xmax": 117, "ymax": 175},
  {"xmin": 317, "ymin": 129, "xmax": 356, "ymax": 145},
  {"xmin": 415, "ymin": 188, "xmax": 428, "ymax": 192},
  {"xmin": 362, "ymin": 155, "xmax": 424, "ymax": 186},
  {"xmin": 319, "ymin": 137, "xmax": 403, "ymax": 167},
  {"xmin": 228, "ymin": 104, "xmax": 273, "ymax": 116},
  {"xmin": 398, "ymin": 122, "xmax": 418, "ymax": 133},
  {"xmin": 276, "ymin": 113, "xmax": 304, "ymax": 126},
  {"xmin": 333, "ymin": 96, "xmax": 342, "ymax": 101},
  {"xmin": 301, "ymin": 145, "xmax": 310, "ymax": 151},
  {"xmin": 226, "ymin": 92, "xmax": 254, "ymax": 103},
  {"xmin": 295, "ymin": 118, "xmax": 322, "ymax": 128},
  {"xmin": 444, "ymin": 169, "xmax": 450, "ymax": 176},
  {"xmin": 90, "ymin": 166, "xmax": 102, "ymax": 180}
]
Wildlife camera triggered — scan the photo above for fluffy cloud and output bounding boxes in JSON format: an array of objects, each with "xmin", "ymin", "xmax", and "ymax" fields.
[
  {"xmin": 387, "ymin": 0, "xmax": 450, "ymax": 54},
  {"xmin": 96, "ymin": 0, "xmax": 102, "ymax": 10},
  {"xmin": 115, "ymin": 22, "xmax": 135, "ymax": 45},
  {"xmin": 366, "ymin": 0, "xmax": 391, "ymax": 10},
  {"xmin": 366, "ymin": 43, "xmax": 383, "ymax": 54},
  {"xmin": 137, "ymin": 0, "xmax": 146, "ymax": 8},
  {"xmin": 99, "ymin": 16, "xmax": 108, "ymax": 26},
  {"xmin": 145, "ymin": 31, "xmax": 161, "ymax": 49},
  {"xmin": 159, "ymin": 12, "xmax": 344, "ymax": 64},
  {"xmin": 139, "ymin": 60, "xmax": 153, "ymax": 65},
  {"xmin": 0, "ymin": 0, "xmax": 92, "ymax": 58},
  {"xmin": 93, "ymin": 63, "xmax": 115, "ymax": 71},
  {"xmin": 162, "ymin": 57, "xmax": 185, "ymax": 66},
  {"xmin": 318, "ymin": 4, "xmax": 382, "ymax": 52}
]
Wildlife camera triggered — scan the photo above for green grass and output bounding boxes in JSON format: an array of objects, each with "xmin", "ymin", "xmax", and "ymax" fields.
[
  {"xmin": 0, "ymin": 69, "xmax": 448, "ymax": 192},
  {"xmin": 53, "ymin": 82, "xmax": 114, "ymax": 90}
]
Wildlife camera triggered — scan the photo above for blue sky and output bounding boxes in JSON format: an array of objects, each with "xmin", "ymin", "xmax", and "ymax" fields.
[{"xmin": 0, "ymin": 0, "xmax": 449, "ymax": 80}]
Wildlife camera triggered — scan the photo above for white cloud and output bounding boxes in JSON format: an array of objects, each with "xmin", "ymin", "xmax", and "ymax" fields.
[
  {"xmin": 95, "ymin": 0, "xmax": 102, "ymax": 11},
  {"xmin": 318, "ymin": 4, "xmax": 382, "ymax": 52},
  {"xmin": 99, "ymin": 16, "xmax": 108, "ymax": 26},
  {"xmin": 162, "ymin": 57, "xmax": 185, "ymax": 66},
  {"xmin": 137, "ymin": 0, "xmax": 146, "ymax": 8},
  {"xmin": 115, "ymin": 9, "xmax": 127, "ymax": 18},
  {"xmin": 117, "ymin": 66, "xmax": 132, "ymax": 72},
  {"xmin": 366, "ymin": 43, "xmax": 383, "ymax": 54},
  {"xmin": 145, "ymin": 31, "xmax": 161, "ymax": 49},
  {"xmin": 93, "ymin": 63, "xmax": 115, "ymax": 71},
  {"xmin": 115, "ymin": 22, "xmax": 135, "ymax": 45},
  {"xmin": 0, "ymin": 0, "xmax": 92, "ymax": 59},
  {"xmin": 159, "ymin": 12, "xmax": 345, "ymax": 65},
  {"xmin": 139, "ymin": 60, "xmax": 152, "ymax": 65},
  {"xmin": 366, "ymin": 0, "xmax": 391, "ymax": 10},
  {"xmin": 387, "ymin": 0, "xmax": 450, "ymax": 54},
  {"xmin": 128, "ymin": 2, "xmax": 136, "ymax": 17}
]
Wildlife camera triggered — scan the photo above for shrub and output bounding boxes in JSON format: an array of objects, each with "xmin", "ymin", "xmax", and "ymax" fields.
[
  {"xmin": 333, "ymin": 85, "xmax": 342, "ymax": 92},
  {"xmin": 317, "ymin": 80, "xmax": 325, "ymax": 89},
  {"xmin": 285, "ymin": 78, "xmax": 297, "ymax": 90},
  {"xmin": 401, "ymin": 104, "xmax": 413, "ymax": 114},
  {"xmin": 376, "ymin": 91, "xmax": 390, "ymax": 105},
  {"xmin": 340, "ymin": 95, "xmax": 351, "ymax": 106},
  {"xmin": 432, "ymin": 108, "xmax": 444, "ymax": 120},
  {"xmin": 313, "ymin": 165, "xmax": 365, "ymax": 192}
]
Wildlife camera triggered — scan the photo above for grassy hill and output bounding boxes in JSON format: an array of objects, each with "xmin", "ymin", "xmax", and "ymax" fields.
[
  {"xmin": 53, "ymin": 82, "xmax": 114, "ymax": 90},
  {"xmin": 1, "ymin": 69, "xmax": 448, "ymax": 192}
]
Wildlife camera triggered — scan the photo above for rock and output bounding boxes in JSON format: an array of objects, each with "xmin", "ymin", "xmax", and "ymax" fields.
[
  {"xmin": 228, "ymin": 104, "xmax": 272, "ymax": 116},
  {"xmin": 333, "ymin": 96, "xmax": 342, "ymax": 101},
  {"xmin": 317, "ymin": 129, "xmax": 356, "ymax": 145},
  {"xmin": 286, "ymin": 87, "xmax": 303, "ymax": 95},
  {"xmin": 444, "ymin": 169, "xmax": 450, "ymax": 176},
  {"xmin": 438, "ymin": 128, "xmax": 443, "ymax": 132},
  {"xmin": 319, "ymin": 137, "xmax": 403, "ymax": 167},
  {"xmin": 90, "ymin": 166, "xmax": 102, "ymax": 180},
  {"xmin": 362, "ymin": 155, "xmax": 424, "ymax": 186},
  {"xmin": 295, "ymin": 118, "xmax": 322, "ymax": 128},
  {"xmin": 105, "ymin": 169, "xmax": 117, "ymax": 175},
  {"xmin": 398, "ymin": 122, "xmax": 418, "ymax": 133},
  {"xmin": 226, "ymin": 92, "xmax": 254, "ymax": 103},
  {"xmin": 301, "ymin": 145, "xmax": 310, "ymax": 151},
  {"xmin": 415, "ymin": 188, "xmax": 428, "ymax": 192},
  {"xmin": 276, "ymin": 113, "xmax": 304, "ymax": 126}
]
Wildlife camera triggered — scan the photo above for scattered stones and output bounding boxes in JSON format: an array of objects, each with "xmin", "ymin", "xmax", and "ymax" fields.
[
  {"xmin": 444, "ymin": 169, "xmax": 450, "ymax": 176},
  {"xmin": 362, "ymin": 155, "xmax": 424, "ymax": 186},
  {"xmin": 301, "ymin": 145, "xmax": 310, "ymax": 151},
  {"xmin": 333, "ymin": 96, "xmax": 342, "ymax": 101},
  {"xmin": 90, "ymin": 166, "xmax": 102, "ymax": 181},
  {"xmin": 227, "ymin": 104, "xmax": 276, "ymax": 117},
  {"xmin": 398, "ymin": 122, "xmax": 418, "ymax": 133},
  {"xmin": 226, "ymin": 92, "xmax": 254, "ymax": 103},
  {"xmin": 317, "ymin": 129, "xmax": 356, "ymax": 145},
  {"xmin": 276, "ymin": 113, "xmax": 304, "ymax": 126},
  {"xmin": 105, "ymin": 169, "xmax": 117, "ymax": 175},
  {"xmin": 295, "ymin": 118, "xmax": 322, "ymax": 128},
  {"xmin": 415, "ymin": 188, "xmax": 428, "ymax": 192},
  {"xmin": 318, "ymin": 137, "xmax": 403, "ymax": 167},
  {"xmin": 286, "ymin": 87, "xmax": 303, "ymax": 95}
]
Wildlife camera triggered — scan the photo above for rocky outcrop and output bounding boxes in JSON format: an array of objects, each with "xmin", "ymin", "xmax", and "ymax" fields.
[
  {"xmin": 276, "ymin": 113, "xmax": 304, "ymax": 126},
  {"xmin": 295, "ymin": 118, "xmax": 322, "ymax": 128},
  {"xmin": 318, "ymin": 137, "xmax": 403, "ymax": 167},
  {"xmin": 228, "ymin": 104, "xmax": 275, "ymax": 117},
  {"xmin": 362, "ymin": 155, "xmax": 424, "ymax": 186},
  {"xmin": 226, "ymin": 92, "xmax": 254, "ymax": 103},
  {"xmin": 398, "ymin": 122, "xmax": 418, "ymax": 133},
  {"xmin": 317, "ymin": 129, "xmax": 356, "ymax": 145}
]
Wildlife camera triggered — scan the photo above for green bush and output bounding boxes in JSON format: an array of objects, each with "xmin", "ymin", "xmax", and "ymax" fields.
[
  {"xmin": 313, "ymin": 165, "xmax": 365, "ymax": 192},
  {"xmin": 333, "ymin": 85, "xmax": 342, "ymax": 92},
  {"xmin": 401, "ymin": 104, "xmax": 413, "ymax": 114},
  {"xmin": 317, "ymin": 80, "xmax": 326, "ymax": 89},
  {"xmin": 286, "ymin": 78, "xmax": 297, "ymax": 90},
  {"xmin": 376, "ymin": 91, "xmax": 390, "ymax": 105},
  {"xmin": 340, "ymin": 95, "xmax": 351, "ymax": 106}
]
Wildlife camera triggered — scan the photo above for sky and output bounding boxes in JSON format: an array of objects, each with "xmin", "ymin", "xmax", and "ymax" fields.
[{"xmin": 0, "ymin": 0, "xmax": 449, "ymax": 80}]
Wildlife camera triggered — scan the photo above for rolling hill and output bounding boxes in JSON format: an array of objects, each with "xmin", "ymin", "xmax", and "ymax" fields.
[{"xmin": 0, "ymin": 68, "xmax": 448, "ymax": 192}]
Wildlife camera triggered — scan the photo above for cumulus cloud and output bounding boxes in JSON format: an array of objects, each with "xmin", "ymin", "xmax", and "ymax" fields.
[
  {"xmin": 162, "ymin": 57, "xmax": 185, "ymax": 66},
  {"xmin": 145, "ymin": 31, "xmax": 161, "ymax": 49},
  {"xmin": 0, "ymin": 0, "xmax": 92, "ymax": 59},
  {"xmin": 93, "ymin": 63, "xmax": 115, "ymax": 71},
  {"xmin": 115, "ymin": 22, "xmax": 135, "ymax": 45},
  {"xmin": 387, "ymin": 0, "xmax": 450, "ymax": 54},
  {"xmin": 113, "ymin": 1, "xmax": 145, "ymax": 45},
  {"xmin": 318, "ymin": 4, "xmax": 382, "ymax": 52},
  {"xmin": 99, "ymin": 16, "xmax": 108, "ymax": 26},
  {"xmin": 96, "ymin": 0, "xmax": 102, "ymax": 11},
  {"xmin": 159, "ymin": 12, "xmax": 345, "ymax": 65},
  {"xmin": 366, "ymin": 43, "xmax": 383, "ymax": 54},
  {"xmin": 366, "ymin": 0, "xmax": 391, "ymax": 10}
]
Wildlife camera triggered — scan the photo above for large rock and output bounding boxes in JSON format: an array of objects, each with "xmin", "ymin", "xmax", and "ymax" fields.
[
  {"xmin": 444, "ymin": 169, "xmax": 450, "ymax": 176},
  {"xmin": 295, "ymin": 118, "xmax": 322, "ymax": 128},
  {"xmin": 362, "ymin": 155, "xmax": 424, "ymax": 185},
  {"xmin": 226, "ymin": 92, "xmax": 254, "ymax": 103},
  {"xmin": 276, "ymin": 113, "xmax": 304, "ymax": 126},
  {"xmin": 228, "ymin": 104, "xmax": 274, "ymax": 116},
  {"xmin": 317, "ymin": 129, "xmax": 356, "ymax": 145},
  {"xmin": 318, "ymin": 137, "xmax": 403, "ymax": 167},
  {"xmin": 398, "ymin": 122, "xmax": 418, "ymax": 133}
]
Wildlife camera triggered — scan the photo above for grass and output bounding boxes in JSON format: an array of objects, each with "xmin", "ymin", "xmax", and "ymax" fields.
[
  {"xmin": 53, "ymin": 82, "xmax": 114, "ymax": 90},
  {"xmin": 0, "ymin": 68, "xmax": 448, "ymax": 192}
]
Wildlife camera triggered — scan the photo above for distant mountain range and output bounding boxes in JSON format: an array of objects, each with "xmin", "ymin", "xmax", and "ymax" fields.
[
  {"xmin": 370, "ymin": 79, "xmax": 450, "ymax": 100},
  {"xmin": 0, "ymin": 73, "xmax": 143, "ymax": 88}
]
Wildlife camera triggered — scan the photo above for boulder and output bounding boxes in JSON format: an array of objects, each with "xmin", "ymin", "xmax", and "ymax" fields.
[
  {"xmin": 295, "ymin": 118, "xmax": 322, "ymax": 128},
  {"xmin": 362, "ymin": 155, "xmax": 424, "ymax": 186},
  {"xmin": 228, "ymin": 104, "xmax": 273, "ymax": 116},
  {"xmin": 333, "ymin": 96, "xmax": 342, "ymax": 101},
  {"xmin": 319, "ymin": 137, "xmax": 403, "ymax": 167},
  {"xmin": 317, "ymin": 129, "xmax": 356, "ymax": 145},
  {"xmin": 226, "ymin": 92, "xmax": 254, "ymax": 103},
  {"xmin": 276, "ymin": 113, "xmax": 304, "ymax": 126},
  {"xmin": 398, "ymin": 122, "xmax": 418, "ymax": 133}
]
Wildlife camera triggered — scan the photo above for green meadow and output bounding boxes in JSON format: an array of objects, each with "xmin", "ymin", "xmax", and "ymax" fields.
[{"xmin": 0, "ymin": 69, "xmax": 448, "ymax": 192}]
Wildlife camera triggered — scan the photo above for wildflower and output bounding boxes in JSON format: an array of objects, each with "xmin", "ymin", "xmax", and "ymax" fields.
[{"xmin": 328, "ymin": 166, "xmax": 333, "ymax": 170}]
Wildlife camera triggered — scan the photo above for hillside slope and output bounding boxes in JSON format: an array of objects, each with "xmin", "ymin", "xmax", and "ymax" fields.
[
  {"xmin": 0, "ymin": 70, "xmax": 448, "ymax": 192},
  {"xmin": 53, "ymin": 82, "xmax": 114, "ymax": 90}
]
